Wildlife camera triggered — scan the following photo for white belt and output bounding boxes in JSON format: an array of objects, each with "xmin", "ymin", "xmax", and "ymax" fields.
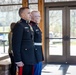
[{"xmin": 34, "ymin": 43, "xmax": 42, "ymax": 45}]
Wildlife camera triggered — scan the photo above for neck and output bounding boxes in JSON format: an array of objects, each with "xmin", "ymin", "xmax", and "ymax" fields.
[
  {"xmin": 21, "ymin": 18, "xmax": 30, "ymax": 23},
  {"xmin": 31, "ymin": 20, "xmax": 38, "ymax": 24}
]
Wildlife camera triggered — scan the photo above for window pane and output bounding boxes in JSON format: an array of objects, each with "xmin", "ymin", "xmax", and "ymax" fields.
[
  {"xmin": 29, "ymin": 0, "xmax": 38, "ymax": 3},
  {"xmin": 29, "ymin": 4, "xmax": 38, "ymax": 11},
  {"xmin": 0, "ymin": 33, "xmax": 8, "ymax": 54},
  {"xmin": 0, "ymin": 5, "xmax": 22, "ymax": 54},
  {"xmin": 0, "ymin": 0, "xmax": 22, "ymax": 5},
  {"xmin": 70, "ymin": 39, "xmax": 76, "ymax": 56},
  {"xmin": 0, "ymin": 5, "xmax": 21, "ymax": 32},
  {"xmin": 49, "ymin": 10, "xmax": 62, "ymax": 38},
  {"xmin": 70, "ymin": 9, "xmax": 76, "ymax": 56},
  {"xmin": 70, "ymin": 10, "xmax": 76, "ymax": 38},
  {"xmin": 49, "ymin": 10, "xmax": 63, "ymax": 55},
  {"xmin": 45, "ymin": 0, "xmax": 76, "ymax": 2}
]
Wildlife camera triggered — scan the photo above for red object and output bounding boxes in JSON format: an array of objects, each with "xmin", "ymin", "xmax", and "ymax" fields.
[
  {"xmin": 18, "ymin": 67, "xmax": 23, "ymax": 75},
  {"xmin": 32, "ymin": 66, "xmax": 34, "ymax": 75}
]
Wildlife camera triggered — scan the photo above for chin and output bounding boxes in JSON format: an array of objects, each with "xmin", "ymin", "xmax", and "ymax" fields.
[{"xmin": 37, "ymin": 21, "xmax": 40, "ymax": 23}]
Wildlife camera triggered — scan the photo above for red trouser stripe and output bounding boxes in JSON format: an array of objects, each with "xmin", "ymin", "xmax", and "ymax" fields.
[
  {"xmin": 32, "ymin": 66, "xmax": 34, "ymax": 75},
  {"xmin": 18, "ymin": 67, "xmax": 23, "ymax": 75}
]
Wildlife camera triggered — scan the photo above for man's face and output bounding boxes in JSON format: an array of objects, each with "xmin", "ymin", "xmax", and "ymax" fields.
[
  {"xmin": 21, "ymin": 9, "xmax": 31, "ymax": 21},
  {"xmin": 33, "ymin": 12, "xmax": 41, "ymax": 24}
]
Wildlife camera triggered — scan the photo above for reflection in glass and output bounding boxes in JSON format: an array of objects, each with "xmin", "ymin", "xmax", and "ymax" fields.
[
  {"xmin": 45, "ymin": 0, "xmax": 76, "ymax": 2},
  {"xmin": 29, "ymin": 4, "xmax": 38, "ymax": 11},
  {"xmin": 49, "ymin": 10, "xmax": 63, "ymax": 55},
  {"xmin": 0, "ymin": 0, "xmax": 22, "ymax": 4},
  {"xmin": 0, "ymin": 5, "xmax": 21, "ymax": 32},
  {"xmin": 29, "ymin": 0, "xmax": 38, "ymax": 3}
]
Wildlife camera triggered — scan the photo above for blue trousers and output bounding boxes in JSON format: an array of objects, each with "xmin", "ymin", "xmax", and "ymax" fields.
[{"xmin": 34, "ymin": 62, "xmax": 42, "ymax": 75}]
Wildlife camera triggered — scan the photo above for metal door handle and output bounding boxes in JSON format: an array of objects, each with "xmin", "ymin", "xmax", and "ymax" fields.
[{"xmin": 63, "ymin": 36, "xmax": 70, "ymax": 41}]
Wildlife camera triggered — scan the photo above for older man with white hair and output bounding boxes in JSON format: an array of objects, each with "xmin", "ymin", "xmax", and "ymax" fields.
[{"xmin": 30, "ymin": 11, "xmax": 44, "ymax": 75}]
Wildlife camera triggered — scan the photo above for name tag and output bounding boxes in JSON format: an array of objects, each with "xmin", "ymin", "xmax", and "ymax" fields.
[
  {"xmin": 25, "ymin": 27, "xmax": 29, "ymax": 29},
  {"xmin": 36, "ymin": 29, "xmax": 39, "ymax": 31}
]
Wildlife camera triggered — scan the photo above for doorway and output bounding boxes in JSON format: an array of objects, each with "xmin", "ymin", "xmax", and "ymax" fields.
[{"xmin": 45, "ymin": 2, "xmax": 76, "ymax": 64}]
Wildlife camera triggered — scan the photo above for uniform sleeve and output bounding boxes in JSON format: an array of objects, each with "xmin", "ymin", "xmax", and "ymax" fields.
[{"xmin": 12, "ymin": 23, "xmax": 23, "ymax": 62}]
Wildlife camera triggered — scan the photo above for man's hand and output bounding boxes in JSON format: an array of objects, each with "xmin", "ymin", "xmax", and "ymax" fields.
[{"xmin": 16, "ymin": 61, "xmax": 24, "ymax": 67}]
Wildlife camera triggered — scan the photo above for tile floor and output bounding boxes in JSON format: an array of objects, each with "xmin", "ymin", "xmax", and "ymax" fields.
[{"xmin": 41, "ymin": 64, "xmax": 76, "ymax": 75}]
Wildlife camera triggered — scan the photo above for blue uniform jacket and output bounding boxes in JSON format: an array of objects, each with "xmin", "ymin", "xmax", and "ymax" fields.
[
  {"xmin": 30, "ymin": 21, "xmax": 44, "ymax": 63},
  {"xmin": 12, "ymin": 19, "xmax": 36, "ymax": 65}
]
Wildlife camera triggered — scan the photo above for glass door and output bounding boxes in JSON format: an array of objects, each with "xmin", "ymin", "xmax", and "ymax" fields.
[
  {"xmin": 67, "ymin": 7, "xmax": 76, "ymax": 64},
  {"xmin": 46, "ymin": 7, "xmax": 67, "ymax": 63},
  {"xmin": 45, "ymin": 7, "xmax": 76, "ymax": 64}
]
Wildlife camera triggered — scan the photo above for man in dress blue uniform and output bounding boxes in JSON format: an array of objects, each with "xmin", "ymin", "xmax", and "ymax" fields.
[
  {"xmin": 12, "ymin": 7, "xmax": 36, "ymax": 75},
  {"xmin": 30, "ymin": 11, "xmax": 44, "ymax": 75}
]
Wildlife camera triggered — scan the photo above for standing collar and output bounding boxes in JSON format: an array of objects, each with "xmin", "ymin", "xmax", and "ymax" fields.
[
  {"xmin": 21, "ymin": 18, "xmax": 30, "ymax": 24},
  {"xmin": 30, "ymin": 21, "xmax": 37, "ymax": 25}
]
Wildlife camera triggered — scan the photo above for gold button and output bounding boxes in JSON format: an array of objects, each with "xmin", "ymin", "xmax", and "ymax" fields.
[
  {"xmin": 25, "ymin": 49, "xmax": 27, "ymax": 50},
  {"xmin": 35, "ymin": 49, "xmax": 37, "ymax": 50}
]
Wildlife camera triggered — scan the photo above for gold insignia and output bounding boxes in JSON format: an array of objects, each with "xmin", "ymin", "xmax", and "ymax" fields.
[{"xmin": 29, "ymin": 24, "xmax": 33, "ymax": 32}]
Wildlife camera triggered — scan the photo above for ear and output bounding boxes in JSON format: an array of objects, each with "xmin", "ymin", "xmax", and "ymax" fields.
[{"xmin": 20, "ymin": 13, "xmax": 23, "ymax": 18}]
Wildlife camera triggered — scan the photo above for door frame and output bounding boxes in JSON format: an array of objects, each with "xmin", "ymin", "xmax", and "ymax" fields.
[
  {"xmin": 67, "ymin": 7, "xmax": 76, "ymax": 64},
  {"xmin": 45, "ymin": 7, "xmax": 67, "ymax": 63},
  {"xmin": 44, "ymin": 1, "xmax": 76, "ymax": 64}
]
